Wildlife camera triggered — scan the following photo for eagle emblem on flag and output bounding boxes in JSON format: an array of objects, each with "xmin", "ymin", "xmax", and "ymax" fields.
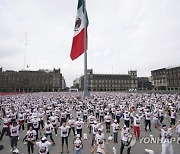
[{"xmin": 75, "ymin": 17, "xmax": 81, "ymax": 31}]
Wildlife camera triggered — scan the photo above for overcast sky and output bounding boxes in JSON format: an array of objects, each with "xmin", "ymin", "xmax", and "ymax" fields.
[{"xmin": 0, "ymin": 0, "xmax": 180, "ymax": 87}]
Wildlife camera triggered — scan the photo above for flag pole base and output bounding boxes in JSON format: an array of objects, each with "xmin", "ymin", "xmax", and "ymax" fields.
[{"xmin": 83, "ymin": 90, "xmax": 90, "ymax": 99}]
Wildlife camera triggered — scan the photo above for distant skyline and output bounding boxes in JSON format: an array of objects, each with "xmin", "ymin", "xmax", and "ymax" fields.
[{"xmin": 0, "ymin": 0, "xmax": 180, "ymax": 87}]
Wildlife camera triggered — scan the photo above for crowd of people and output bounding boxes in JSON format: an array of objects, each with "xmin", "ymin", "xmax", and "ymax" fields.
[{"xmin": 0, "ymin": 92, "xmax": 180, "ymax": 154}]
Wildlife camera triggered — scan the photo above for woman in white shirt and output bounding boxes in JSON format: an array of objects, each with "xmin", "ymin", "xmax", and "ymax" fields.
[
  {"xmin": 59, "ymin": 122, "xmax": 70, "ymax": 153},
  {"xmin": 73, "ymin": 134, "xmax": 83, "ymax": 154},
  {"xmin": 22, "ymin": 126, "xmax": 37, "ymax": 154}
]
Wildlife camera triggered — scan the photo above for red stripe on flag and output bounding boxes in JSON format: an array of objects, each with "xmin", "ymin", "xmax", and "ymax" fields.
[{"xmin": 70, "ymin": 28, "xmax": 85, "ymax": 60}]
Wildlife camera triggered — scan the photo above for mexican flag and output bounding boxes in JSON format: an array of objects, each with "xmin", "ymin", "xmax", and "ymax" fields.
[{"xmin": 70, "ymin": 0, "xmax": 88, "ymax": 60}]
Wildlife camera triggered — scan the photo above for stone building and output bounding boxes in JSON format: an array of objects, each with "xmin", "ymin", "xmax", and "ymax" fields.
[
  {"xmin": 166, "ymin": 66, "xmax": 180, "ymax": 90},
  {"xmin": 137, "ymin": 77, "xmax": 152, "ymax": 90},
  {"xmin": 0, "ymin": 68, "xmax": 63, "ymax": 92},
  {"xmin": 74, "ymin": 69, "xmax": 138, "ymax": 91},
  {"xmin": 151, "ymin": 66, "xmax": 180, "ymax": 90}
]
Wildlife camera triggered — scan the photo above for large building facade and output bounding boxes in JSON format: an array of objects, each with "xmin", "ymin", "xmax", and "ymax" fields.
[
  {"xmin": 137, "ymin": 77, "xmax": 152, "ymax": 90},
  {"xmin": 0, "ymin": 68, "xmax": 63, "ymax": 92},
  {"xmin": 74, "ymin": 69, "xmax": 138, "ymax": 91},
  {"xmin": 151, "ymin": 66, "xmax": 180, "ymax": 90}
]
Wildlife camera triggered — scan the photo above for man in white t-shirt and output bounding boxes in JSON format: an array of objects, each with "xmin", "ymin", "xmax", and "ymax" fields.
[
  {"xmin": 38, "ymin": 110, "xmax": 45, "ymax": 129},
  {"xmin": 32, "ymin": 116, "xmax": 40, "ymax": 140},
  {"xmin": 111, "ymin": 120, "xmax": 119, "ymax": 143},
  {"xmin": 67, "ymin": 115, "xmax": 76, "ymax": 136},
  {"xmin": 32, "ymin": 136, "xmax": 52, "ymax": 154},
  {"xmin": 170, "ymin": 110, "xmax": 176, "ymax": 127},
  {"xmin": 10, "ymin": 122, "xmax": 20, "ymax": 150},
  {"xmin": 75, "ymin": 118, "xmax": 84, "ymax": 138},
  {"xmin": 123, "ymin": 111, "xmax": 130, "ymax": 128},
  {"xmin": 91, "ymin": 121, "xmax": 101, "ymax": 146},
  {"xmin": 44, "ymin": 121, "xmax": 55, "ymax": 144},
  {"xmin": 49, "ymin": 114, "xmax": 58, "ymax": 136},
  {"xmin": 120, "ymin": 125, "xmax": 132, "ymax": 154},
  {"xmin": 144, "ymin": 110, "xmax": 152, "ymax": 132},
  {"xmin": 104, "ymin": 112, "xmax": 112, "ymax": 133},
  {"xmin": 88, "ymin": 113, "xmax": 96, "ymax": 133},
  {"xmin": 156, "ymin": 124, "xmax": 177, "ymax": 154},
  {"xmin": 59, "ymin": 122, "xmax": 70, "ymax": 153},
  {"xmin": 60, "ymin": 111, "xmax": 66, "ymax": 126}
]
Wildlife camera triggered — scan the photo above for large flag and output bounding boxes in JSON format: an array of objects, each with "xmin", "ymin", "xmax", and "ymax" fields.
[{"xmin": 70, "ymin": 0, "xmax": 88, "ymax": 60}]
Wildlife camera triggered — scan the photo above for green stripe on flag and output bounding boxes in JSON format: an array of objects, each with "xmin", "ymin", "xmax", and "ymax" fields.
[
  {"xmin": 77, "ymin": 0, "xmax": 83, "ymax": 9},
  {"xmin": 77, "ymin": 0, "xmax": 89, "ymax": 26}
]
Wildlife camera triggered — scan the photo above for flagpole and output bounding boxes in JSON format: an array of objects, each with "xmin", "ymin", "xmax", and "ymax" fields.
[{"xmin": 83, "ymin": 0, "xmax": 89, "ymax": 98}]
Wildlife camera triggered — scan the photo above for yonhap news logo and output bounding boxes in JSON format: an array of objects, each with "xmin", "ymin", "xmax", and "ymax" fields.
[{"xmin": 139, "ymin": 135, "xmax": 180, "ymax": 144}]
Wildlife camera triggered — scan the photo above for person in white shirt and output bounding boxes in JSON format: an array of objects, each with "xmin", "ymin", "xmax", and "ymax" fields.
[
  {"xmin": 49, "ymin": 114, "xmax": 58, "ymax": 136},
  {"xmin": 95, "ymin": 106, "xmax": 100, "ymax": 120},
  {"xmin": 104, "ymin": 112, "xmax": 112, "ymax": 133},
  {"xmin": 67, "ymin": 115, "xmax": 76, "ymax": 136},
  {"xmin": 44, "ymin": 121, "xmax": 55, "ymax": 144},
  {"xmin": 10, "ymin": 122, "xmax": 19, "ymax": 150},
  {"xmin": 176, "ymin": 120, "xmax": 180, "ymax": 143},
  {"xmin": 99, "ymin": 109, "xmax": 104, "ymax": 123},
  {"xmin": 23, "ymin": 126, "xmax": 37, "ymax": 154},
  {"xmin": 123, "ymin": 111, "xmax": 130, "ymax": 128},
  {"xmin": 0, "ymin": 117, "xmax": 11, "ymax": 140},
  {"xmin": 60, "ymin": 111, "xmax": 66, "ymax": 126},
  {"xmin": 120, "ymin": 125, "xmax": 132, "ymax": 154},
  {"xmin": 73, "ymin": 134, "xmax": 83, "ymax": 154},
  {"xmin": 91, "ymin": 144, "xmax": 109, "ymax": 154},
  {"xmin": 75, "ymin": 118, "xmax": 84, "ymax": 137},
  {"xmin": 27, "ymin": 114, "xmax": 33, "ymax": 131},
  {"xmin": 133, "ymin": 114, "xmax": 142, "ymax": 139},
  {"xmin": 76, "ymin": 109, "xmax": 82, "ymax": 121},
  {"xmin": 32, "ymin": 116, "xmax": 40, "ymax": 140},
  {"xmin": 18, "ymin": 111, "xmax": 26, "ymax": 132},
  {"xmin": 59, "ymin": 122, "xmax": 70, "ymax": 153},
  {"xmin": 111, "ymin": 120, "xmax": 119, "ymax": 143},
  {"xmin": 92, "ymin": 121, "xmax": 101, "ymax": 146},
  {"xmin": 156, "ymin": 124, "xmax": 177, "ymax": 154},
  {"xmin": 159, "ymin": 108, "xmax": 164, "ymax": 124},
  {"xmin": 88, "ymin": 114, "xmax": 96, "ymax": 133},
  {"xmin": 115, "ymin": 108, "xmax": 121, "ymax": 124},
  {"xmin": 38, "ymin": 110, "xmax": 44, "ymax": 129},
  {"xmin": 170, "ymin": 110, "xmax": 176, "ymax": 127},
  {"xmin": 176, "ymin": 120, "xmax": 180, "ymax": 136},
  {"xmin": 31, "ymin": 136, "xmax": 52, "ymax": 154},
  {"xmin": 83, "ymin": 108, "xmax": 88, "ymax": 122},
  {"xmin": 144, "ymin": 110, "xmax": 152, "ymax": 132},
  {"xmin": 11, "ymin": 111, "xmax": 17, "ymax": 124},
  {"xmin": 12, "ymin": 148, "xmax": 19, "ymax": 154},
  {"xmin": 95, "ymin": 128, "xmax": 107, "ymax": 154},
  {"xmin": 66, "ymin": 108, "xmax": 71, "ymax": 120}
]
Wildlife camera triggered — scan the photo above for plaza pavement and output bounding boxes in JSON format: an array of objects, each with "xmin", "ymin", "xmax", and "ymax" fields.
[{"xmin": 0, "ymin": 93, "xmax": 180, "ymax": 154}]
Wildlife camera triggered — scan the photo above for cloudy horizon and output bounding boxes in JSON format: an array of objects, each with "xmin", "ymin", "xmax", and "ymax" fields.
[{"xmin": 0, "ymin": 0, "xmax": 180, "ymax": 87}]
